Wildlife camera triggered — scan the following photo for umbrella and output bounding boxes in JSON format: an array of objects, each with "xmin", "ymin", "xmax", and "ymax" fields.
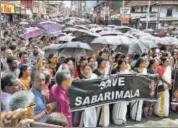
[
  {"xmin": 74, "ymin": 25, "xmax": 89, "ymax": 30},
  {"xmin": 89, "ymin": 27, "xmax": 103, "ymax": 33},
  {"xmin": 91, "ymin": 35, "xmax": 133, "ymax": 45},
  {"xmin": 42, "ymin": 31, "xmax": 61, "ymax": 37},
  {"xmin": 154, "ymin": 36, "xmax": 178, "ymax": 45},
  {"xmin": 116, "ymin": 38, "xmax": 157, "ymax": 55},
  {"xmin": 107, "ymin": 25, "xmax": 118, "ymax": 28},
  {"xmin": 62, "ymin": 27, "xmax": 77, "ymax": 33},
  {"xmin": 73, "ymin": 29, "xmax": 99, "ymax": 37},
  {"xmin": 99, "ymin": 31, "xmax": 121, "ymax": 36},
  {"xmin": 44, "ymin": 44, "xmax": 62, "ymax": 50},
  {"xmin": 44, "ymin": 44, "xmax": 62, "ymax": 57},
  {"xmin": 72, "ymin": 34, "xmax": 98, "ymax": 44},
  {"xmin": 38, "ymin": 21, "xmax": 60, "ymax": 32},
  {"xmin": 19, "ymin": 21, "xmax": 29, "ymax": 25},
  {"xmin": 58, "ymin": 35, "xmax": 75, "ymax": 42},
  {"xmin": 139, "ymin": 38, "xmax": 158, "ymax": 49},
  {"xmin": 20, "ymin": 27, "xmax": 43, "ymax": 39},
  {"xmin": 127, "ymin": 39, "xmax": 149, "ymax": 55},
  {"xmin": 58, "ymin": 41, "xmax": 93, "ymax": 58}
]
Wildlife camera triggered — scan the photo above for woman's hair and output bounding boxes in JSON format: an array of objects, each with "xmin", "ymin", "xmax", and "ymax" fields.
[
  {"xmin": 79, "ymin": 57, "xmax": 87, "ymax": 64},
  {"xmin": 19, "ymin": 64, "xmax": 29, "ymax": 78},
  {"xmin": 148, "ymin": 59, "xmax": 156, "ymax": 69},
  {"xmin": 133, "ymin": 54, "xmax": 140, "ymax": 60},
  {"xmin": 9, "ymin": 90, "xmax": 34, "ymax": 111},
  {"xmin": 48, "ymin": 53, "xmax": 54, "ymax": 63},
  {"xmin": 115, "ymin": 53, "xmax": 122, "ymax": 62},
  {"xmin": 135, "ymin": 57, "xmax": 145, "ymax": 68},
  {"xmin": 117, "ymin": 59, "xmax": 126, "ymax": 70},
  {"xmin": 97, "ymin": 57, "xmax": 105, "ymax": 68},
  {"xmin": 45, "ymin": 112, "xmax": 68, "ymax": 127},
  {"xmin": 64, "ymin": 58, "xmax": 73, "ymax": 64},
  {"xmin": 120, "ymin": 54, "xmax": 126, "ymax": 59},
  {"xmin": 160, "ymin": 57, "xmax": 168, "ymax": 65}
]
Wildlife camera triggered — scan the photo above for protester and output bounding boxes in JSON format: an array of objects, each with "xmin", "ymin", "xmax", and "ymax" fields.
[
  {"xmin": 29, "ymin": 45, "xmax": 40, "ymax": 66},
  {"xmin": 64, "ymin": 58, "xmax": 78, "ymax": 79},
  {"xmin": 93, "ymin": 57, "xmax": 106, "ymax": 77},
  {"xmin": 93, "ymin": 57, "xmax": 110, "ymax": 127},
  {"xmin": 112, "ymin": 59, "xmax": 130, "ymax": 125},
  {"xmin": 1, "ymin": 72, "xmax": 22, "ymax": 112},
  {"xmin": 31, "ymin": 71, "xmax": 56, "ymax": 123},
  {"xmin": 130, "ymin": 57, "xmax": 148, "ymax": 121},
  {"xmin": 49, "ymin": 70, "xmax": 72, "ymax": 127},
  {"xmin": 19, "ymin": 64, "xmax": 31, "ymax": 89},
  {"xmin": 79, "ymin": 64, "xmax": 97, "ymax": 127},
  {"xmin": 48, "ymin": 53, "xmax": 58, "ymax": 77},
  {"xmin": 155, "ymin": 57, "xmax": 172, "ymax": 117},
  {"xmin": 18, "ymin": 51, "xmax": 29, "ymax": 69},
  {"xmin": 3, "ymin": 56, "xmax": 19, "ymax": 77},
  {"xmin": 77, "ymin": 57, "xmax": 88, "ymax": 79}
]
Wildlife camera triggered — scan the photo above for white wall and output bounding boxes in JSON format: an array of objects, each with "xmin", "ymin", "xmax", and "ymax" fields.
[{"xmin": 160, "ymin": 5, "xmax": 178, "ymax": 17}]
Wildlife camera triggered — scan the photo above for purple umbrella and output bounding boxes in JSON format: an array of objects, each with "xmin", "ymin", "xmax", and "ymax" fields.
[
  {"xmin": 21, "ymin": 27, "xmax": 43, "ymax": 39},
  {"xmin": 38, "ymin": 21, "xmax": 60, "ymax": 32}
]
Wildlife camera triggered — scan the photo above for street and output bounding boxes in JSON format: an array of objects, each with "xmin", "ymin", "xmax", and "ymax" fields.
[{"xmin": 110, "ymin": 111, "xmax": 178, "ymax": 127}]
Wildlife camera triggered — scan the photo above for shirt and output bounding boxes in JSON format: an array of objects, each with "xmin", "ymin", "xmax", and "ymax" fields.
[
  {"xmin": 31, "ymin": 87, "xmax": 46, "ymax": 123},
  {"xmin": 42, "ymin": 84, "xmax": 50, "ymax": 103},
  {"xmin": 49, "ymin": 84, "xmax": 72, "ymax": 127},
  {"xmin": 1, "ymin": 92, "xmax": 12, "ymax": 112},
  {"xmin": 29, "ymin": 54, "xmax": 40, "ymax": 66}
]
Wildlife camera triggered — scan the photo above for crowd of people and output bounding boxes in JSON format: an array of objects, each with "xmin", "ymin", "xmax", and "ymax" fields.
[{"xmin": 1, "ymin": 20, "xmax": 178, "ymax": 127}]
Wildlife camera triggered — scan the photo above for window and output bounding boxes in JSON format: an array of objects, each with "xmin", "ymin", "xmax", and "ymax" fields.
[
  {"xmin": 131, "ymin": 7, "xmax": 135, "ymax": 12},
  {"xmin": 167, "ymin": 9, "xmax": 172, "ymax": 17},
  {"xmin": 142, "ymin": 6, "xmax": 146, "ymax": 12}
]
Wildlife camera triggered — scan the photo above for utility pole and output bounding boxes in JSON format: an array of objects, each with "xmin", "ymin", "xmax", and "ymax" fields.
[
  {"xmin": 121, "ymin": 0, "xmax": 125, "ymax": 26},
  {"xmin": 156, "ymin": 4, "xmax": 161, "ymax": 30},
  {"xmin": 146, "ymin": 0, "xmax": 151, "ymax": 29}
]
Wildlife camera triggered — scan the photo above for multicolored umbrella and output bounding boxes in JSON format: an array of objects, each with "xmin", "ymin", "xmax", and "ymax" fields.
[{"xmin": 38, "ymin": 21, "xmax": 60, "ymax": 32}]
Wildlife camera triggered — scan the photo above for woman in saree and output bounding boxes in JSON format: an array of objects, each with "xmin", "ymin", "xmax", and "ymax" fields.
[
  {"xmin": 154, "ymin": 57, "xmax": 172, "ymax": 117},
  {"xmin": 93, "ymin": 57, "xmax": 110, "ymax": 127},
  {"xmin": 112, "ymin": 59, "xmax": 131, "ymax": 125},
  {"xmin": 79, "ymin": 64, "xmax": 98, "ymax": 127},
  {"xmin": 130, "ymin": 57, "xmax": 147, "ymax": 121}
]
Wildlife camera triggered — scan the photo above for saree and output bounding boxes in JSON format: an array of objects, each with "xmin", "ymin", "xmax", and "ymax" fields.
[{"xmin": 154, "ymin": 66, "xmax": 171, "ymax": 117}]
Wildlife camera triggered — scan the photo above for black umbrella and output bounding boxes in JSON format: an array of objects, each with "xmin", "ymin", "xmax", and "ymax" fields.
[{"xmin": 58, "ymin": 41, "xmax": 93, "ymax": 58}]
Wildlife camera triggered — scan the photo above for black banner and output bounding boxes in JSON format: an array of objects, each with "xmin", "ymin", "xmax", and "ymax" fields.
[
  {"xmin": 69, "ymin": 74, "xmax": 158, "ymax": 111},
  {"xmin": 171, "ymin": 68, "xmax": 178, "ymax": 106}
]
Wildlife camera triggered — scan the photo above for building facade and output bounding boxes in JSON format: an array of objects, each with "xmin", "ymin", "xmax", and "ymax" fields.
[{"xmin": 126, "ymin": 1, "xmax": 178, "ymax": 29}]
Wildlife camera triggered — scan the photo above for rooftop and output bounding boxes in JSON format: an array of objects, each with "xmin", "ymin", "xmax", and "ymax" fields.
[{"xmin": 126, "ymin": 0, "xmax": 178, "ymax": 7}]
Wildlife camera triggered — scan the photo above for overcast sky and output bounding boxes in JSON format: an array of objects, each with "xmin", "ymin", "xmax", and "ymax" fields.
[{"xmin": 63, "ymin": 1, "xmax": 71, "ymax": 8}]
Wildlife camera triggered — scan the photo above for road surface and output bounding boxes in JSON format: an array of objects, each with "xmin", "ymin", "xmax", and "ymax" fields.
[{"xmin": 110, "ymin": 111, "xmax": 178, "ymax": 127}]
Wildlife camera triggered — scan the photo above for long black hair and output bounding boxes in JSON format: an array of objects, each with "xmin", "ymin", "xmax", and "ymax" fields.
[
  {"xmin": 19, "ymin": 64, "xmax": 29, "ymax": 78},
  {"xmin": 117, "ymin": 59, "xmax": 126, "ymax": 71},
  {"xmin": 135, "ymin": 57, "xmax": 145, "ymax": 68},
  {"xmin": 148, "ymin": 59, "xmax": 156, "ymax": 69}
]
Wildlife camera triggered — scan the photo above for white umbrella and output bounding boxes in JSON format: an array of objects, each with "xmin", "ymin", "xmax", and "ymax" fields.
[
  {"xmin": 91, "ymin": 35, "xmax": 133, "ymax": 45},
  {"xmin": 19, "ymin": 21, "xmax": 29, "ymax": 25},
  {"xmin": 99, "ymin": 31, "xmax": 122, "ymax": 36},
  {"xmin": 58, "ymin": 35, "xmax": 75, "ymax": 42}
]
